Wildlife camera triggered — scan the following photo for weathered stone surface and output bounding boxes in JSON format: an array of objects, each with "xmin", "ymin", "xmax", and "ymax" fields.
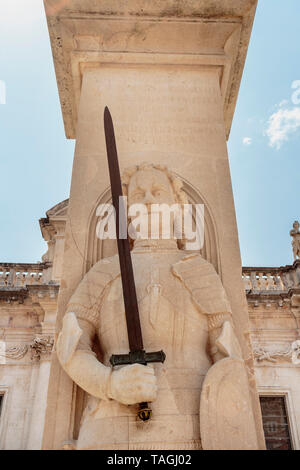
[
  {"xmin": 0, "ymin": 278, "xmax": 57, "ymax": 450},
  {"xmin": 44, "ymin": 0, "xmax": 257, "ymax": 139}
]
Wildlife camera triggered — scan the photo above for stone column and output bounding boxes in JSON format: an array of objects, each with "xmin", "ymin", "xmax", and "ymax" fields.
[
  {"xmin": 43, "ymin": 0, "xmax": 265, "ymax": 449},
  {"xmin": 25, "ymin": 296, "xmax": 56, "ymax": 449},
  {"xmin": 26, "ymin": 356, "xmax": 52, "ymax": 450}
]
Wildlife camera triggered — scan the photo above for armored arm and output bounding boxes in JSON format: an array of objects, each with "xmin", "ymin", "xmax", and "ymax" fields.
[
  {"xmin": 57, "ymin": 313, "xmax": 113, "ymax": 400},
  {"xmin": 56, "ymin": 260, "xmax": 117, "ymax": 400},
  {"xmin": 208, "ymin": 313, "xmax": 242, "ymax": 363},
  {"xmin": 208, "ymin": 313, "xmax": 231, "ymax": 363},
  {"xmin": 57, "ymin": 312, "xmax": 158, "ymax": 405},
  {"xmin": 56, "ymin": 259, "xmax": 157, "ymax": 405}
]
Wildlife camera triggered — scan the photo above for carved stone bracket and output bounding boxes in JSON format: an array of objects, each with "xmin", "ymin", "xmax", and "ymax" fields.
[{"xmin": 30, "ymin": 336, "xmax": 54, "ymax": 361}]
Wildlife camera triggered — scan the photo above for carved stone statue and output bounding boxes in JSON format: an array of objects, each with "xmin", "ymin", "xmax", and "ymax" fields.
[
  {"xmin": 290, "ymin": 220, "xmax": 300, "ymax": 261},
  {"xmin": 56, "ymin": 164, "xmax": 258, "ymax": 450}
]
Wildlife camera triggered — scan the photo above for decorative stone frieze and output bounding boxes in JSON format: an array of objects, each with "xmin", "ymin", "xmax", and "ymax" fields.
[
  {"xmin": 253, "ymin": 341, "xmax": 300, "ymax": 365},
  {"xmin": 0, "ymin": 344, "xmax": 29, "ymax": 360},
  {"xmin": 0, "ymin": 337, "xmax": 55, "ymax": 362}
]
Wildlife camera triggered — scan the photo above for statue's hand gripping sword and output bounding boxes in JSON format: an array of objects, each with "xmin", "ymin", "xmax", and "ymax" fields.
[{"xmin": 104, "ymin": 107, "xmax": 166, "ymax": 421}]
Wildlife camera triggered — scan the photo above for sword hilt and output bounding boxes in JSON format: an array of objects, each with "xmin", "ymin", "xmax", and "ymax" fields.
[
  {"xmin": 109, "ymin": 349, "xmax": 166, "ymax": 422},
  {"xmin": 138, "ymin": 402, "xmax": 152, "ymax": 422},
  {"xmin": 110, "ymin": 349, "xmax": 166, "ymax": 367}
]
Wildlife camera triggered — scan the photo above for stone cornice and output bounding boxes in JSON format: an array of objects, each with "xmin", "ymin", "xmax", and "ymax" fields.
[
  {"xmin": 0, "ymin": 284, "xmax": 59, "ymax": 304},
  {"xmin": 0, "ymin": 287, "xmax": 28, "ymax": 303},
  {"xmin": 246, "ymin": 288, "xmax": 300, "ymax": 300},
  {"xmin": 243, "ymin": 259, "xmax": 300, "ymax": 274},
  {"xmin": 0, "ymin": 262, "xmax": 51, "ymax": 270}
]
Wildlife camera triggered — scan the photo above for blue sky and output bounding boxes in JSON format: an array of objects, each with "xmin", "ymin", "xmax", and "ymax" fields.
[{"xmin": 0, "ymin": 0, "xmax": 299, "ymax": 266}]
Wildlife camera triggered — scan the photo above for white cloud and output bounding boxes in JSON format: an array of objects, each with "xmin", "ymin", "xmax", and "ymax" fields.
[
  {"xmin": 278, "ymin": 99, "xmax": 289, "ymax": 108},
  {"xmin": 291, "ymin": 81, "xmax": 300, "ymax": 105},
  {"xmin": 242, "ymin": 137, "xmax": 252, "ymax": 146},
  {"xmin": 265, "ymin": 107, "xmax": 300, "ymax": 150}
]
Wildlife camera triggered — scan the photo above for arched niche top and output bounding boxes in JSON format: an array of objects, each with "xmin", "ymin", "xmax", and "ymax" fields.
[{"xmin": 84, "ymin": 175, "xmax": 220, "ymax": 276}]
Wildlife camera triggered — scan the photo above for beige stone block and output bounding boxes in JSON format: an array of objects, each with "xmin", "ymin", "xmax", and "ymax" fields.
[{"xmin": 77, "ymin": 416, "xmax": 129, "ymax": 450}]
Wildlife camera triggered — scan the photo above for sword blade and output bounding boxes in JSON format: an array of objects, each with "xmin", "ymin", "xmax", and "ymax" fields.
[{"xmin": 104, "ymin": 106, "xmax": 144, "ymax": 352}]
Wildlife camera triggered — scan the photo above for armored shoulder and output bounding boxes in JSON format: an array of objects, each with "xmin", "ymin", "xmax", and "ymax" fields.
[
  {"xmin": 66, "ymin": 255, "xmax": 120, "ymax": 327},
  {"xmin": 172, "ymin": 253, "xmax": 232, "ymax": 316}
]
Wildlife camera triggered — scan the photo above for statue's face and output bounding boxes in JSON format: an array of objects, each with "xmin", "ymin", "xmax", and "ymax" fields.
[
  {"xmin": 127, "ymin": 169, "xmax": 176, "ymax": 208},
  {"xmin": 127, "ymin": 169, "xmax": 177, "ymax": 240}
]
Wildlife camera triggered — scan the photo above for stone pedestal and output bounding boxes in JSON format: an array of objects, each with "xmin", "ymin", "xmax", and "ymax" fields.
[{"xmin": 42, "ymin": 0, "xmax": 265, "ymax": 449}]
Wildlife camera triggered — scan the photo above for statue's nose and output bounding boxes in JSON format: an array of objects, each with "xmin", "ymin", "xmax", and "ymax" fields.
[{"xmin": 143, "ymin": 191, "xmax": 155, "ymax": 205}]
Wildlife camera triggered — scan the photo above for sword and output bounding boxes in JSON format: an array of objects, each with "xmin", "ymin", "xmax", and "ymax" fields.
[{"xmin": 103, "ymin": 107, "xmax": 166, "ymax": 421}]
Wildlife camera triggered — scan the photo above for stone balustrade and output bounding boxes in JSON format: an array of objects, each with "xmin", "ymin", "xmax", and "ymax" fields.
[
  {"xmin": 0, "ymin": 261, "xmax": 299, "ymax": 293},
  {"xmin": 0, "ymin": 263, "xmax": 49, "ymax": 287},
  {"xmin": 242, "ymin": 261, "xmax": 300, "ymax": 293}
]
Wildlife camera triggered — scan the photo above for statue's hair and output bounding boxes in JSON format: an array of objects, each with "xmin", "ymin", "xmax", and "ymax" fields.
[{"xmin": 121, "ymin": 162, "xmax": 188, "ymax": 205}]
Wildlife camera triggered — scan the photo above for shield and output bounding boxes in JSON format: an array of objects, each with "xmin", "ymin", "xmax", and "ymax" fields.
[{"xmin": 200, "ymin": 357, "xmax": 259, "ymax": 450}]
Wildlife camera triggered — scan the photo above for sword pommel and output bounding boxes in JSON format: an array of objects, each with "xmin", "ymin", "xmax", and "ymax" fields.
[{"xmin": 109, "ymin": 350, "xmax": 166, "ymax": 367}]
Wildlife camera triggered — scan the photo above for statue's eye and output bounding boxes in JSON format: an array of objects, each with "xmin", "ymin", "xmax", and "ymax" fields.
[{"xmin": 153, "ymin": 189, "xmax": 163, "ymax": 197}]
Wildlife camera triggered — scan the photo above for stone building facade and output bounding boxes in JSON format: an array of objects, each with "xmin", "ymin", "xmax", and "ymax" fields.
[
  {"xmin": 0, "ymin": 200, "xmax": 299, "ymax": 450},
  {"xmin": 0, "ymin": 0, "xmax": 298, "ymax": 451}
]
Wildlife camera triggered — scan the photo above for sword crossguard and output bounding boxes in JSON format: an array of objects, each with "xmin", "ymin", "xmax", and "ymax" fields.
[{"xmin": 109, "ymin": 349, "xmax": 166, "ymax": 367}]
